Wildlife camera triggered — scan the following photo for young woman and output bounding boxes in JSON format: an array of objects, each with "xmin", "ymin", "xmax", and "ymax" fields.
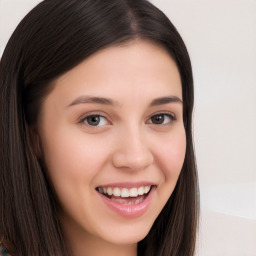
[{"xmin": 0, "ymin": 0, "xmax": 199, "ymax": 255}]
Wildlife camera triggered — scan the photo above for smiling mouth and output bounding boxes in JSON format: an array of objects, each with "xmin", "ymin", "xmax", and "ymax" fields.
[{"xmin": 96, "ymin": 185, "xmax": 154, "ymax": 205}]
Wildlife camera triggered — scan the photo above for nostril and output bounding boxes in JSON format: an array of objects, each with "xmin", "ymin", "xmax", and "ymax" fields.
[{"xmin": 112, "ymin": 150, "xmax": 153, "ymax": 170}]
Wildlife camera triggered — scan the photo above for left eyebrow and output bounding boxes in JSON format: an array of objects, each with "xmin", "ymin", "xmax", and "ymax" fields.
[{"xmin": 150, "ymin": 96, "xmax": 183, "ymax": 106}]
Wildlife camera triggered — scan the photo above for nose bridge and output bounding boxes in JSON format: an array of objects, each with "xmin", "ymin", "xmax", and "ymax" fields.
[{"xmin": 112, "ymin": 123, "xmax": 153, "ymax": 170}]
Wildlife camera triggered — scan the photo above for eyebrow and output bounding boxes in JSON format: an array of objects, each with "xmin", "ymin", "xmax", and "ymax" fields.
[
  {"xmin": 150, "ymin": 96, "xmax": 183, "ymax": 106},
  {"xmin": 67, "ymin": 96, "xmax": 118, "ymax": 107},
  {"xmin": 67, "ymin": 95, "xmax": 182, "ymax": 108}
]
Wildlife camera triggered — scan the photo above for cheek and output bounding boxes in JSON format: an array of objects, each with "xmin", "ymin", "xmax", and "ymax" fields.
[
  {"xmin": 155, "ymin": 128, "xmax": 186, "ymax": 179},
  {"xmin": 41, "ymin": 128, "xmax": 107, "ymax": 178},
  {"xmin": 39, "ymin": 127, "xmax": 113, "ymax": 210},
  {"xmin": 39, "ymin": 128, "xmax": 112, "ymax": 216}
]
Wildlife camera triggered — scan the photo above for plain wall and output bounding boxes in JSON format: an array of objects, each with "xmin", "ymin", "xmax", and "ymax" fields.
[{"xmin": 1, "ymin": 0, "xmax": 256, "ymax": 255}]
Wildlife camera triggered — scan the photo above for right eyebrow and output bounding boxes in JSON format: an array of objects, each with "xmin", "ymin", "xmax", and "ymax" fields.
[{"xmin": 66, "ymin": 95, "xmax": 119, "ymax": 108}]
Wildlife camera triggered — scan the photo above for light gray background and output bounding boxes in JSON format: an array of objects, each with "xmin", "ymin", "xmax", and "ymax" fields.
[{"xmin": 1, "ymin": 0, "xmax": 256, "ymax": 255}]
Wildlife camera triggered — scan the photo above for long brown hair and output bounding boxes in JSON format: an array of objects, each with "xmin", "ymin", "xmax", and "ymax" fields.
[{"xmin": 0, "ymin": 0, "xmax": 199, "ymax": 255}]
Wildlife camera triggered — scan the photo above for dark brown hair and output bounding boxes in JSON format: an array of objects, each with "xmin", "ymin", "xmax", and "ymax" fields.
[{"xmin": 0, "ymin": 0, "xmax": 199, "ymax": 255}]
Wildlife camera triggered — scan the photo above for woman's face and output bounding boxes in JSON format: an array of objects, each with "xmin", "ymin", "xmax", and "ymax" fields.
[{"xmin": 37, "ymin": 40, "xmax": 186, "ymax": 250}]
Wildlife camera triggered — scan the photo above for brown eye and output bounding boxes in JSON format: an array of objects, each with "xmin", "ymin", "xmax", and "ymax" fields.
[
  {"xmin": 150, "ymin": 114, "xmax": 175, "ymax": 125},
  {"xmin": 151, "ymin": 114, "xmax": 165, "ymax": 124}
]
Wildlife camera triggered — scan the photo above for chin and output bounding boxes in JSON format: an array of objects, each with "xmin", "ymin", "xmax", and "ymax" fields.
[{"xmin": 100, "ymin": 223, "xmax": 152, "ymax": 246}]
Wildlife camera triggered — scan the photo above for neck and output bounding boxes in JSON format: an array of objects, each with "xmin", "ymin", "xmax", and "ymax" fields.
[{"xmin": 69, "ymin": 235, "xmax": 137, "ymax": 256}]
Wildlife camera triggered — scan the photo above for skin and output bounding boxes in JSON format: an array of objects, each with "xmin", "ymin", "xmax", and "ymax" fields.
[{"xmin": 36, "ymin": 40, "xmax": 186, "ymax": 256}]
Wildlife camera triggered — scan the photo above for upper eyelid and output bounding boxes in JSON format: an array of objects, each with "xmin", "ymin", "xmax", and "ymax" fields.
[
  {"xmin": 78, "ymin": 111, "xmax": 111, "ymax": 122},
  {"xmin": 146, "ymin": 111, "xmax": 176, "ymax": 120}
]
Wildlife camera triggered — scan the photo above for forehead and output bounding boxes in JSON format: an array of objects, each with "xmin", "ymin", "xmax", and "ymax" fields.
[{"xmin": 48, "ymin": 40, "xmax": 182, "ymax": 106}]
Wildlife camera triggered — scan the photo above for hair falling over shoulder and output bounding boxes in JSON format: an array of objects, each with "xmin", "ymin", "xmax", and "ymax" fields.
[{"xmin": 0, "ymin": 0, "xmax": 199, "ymax": 255}]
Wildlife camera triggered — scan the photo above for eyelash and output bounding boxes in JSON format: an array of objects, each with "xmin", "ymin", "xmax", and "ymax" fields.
[
  {"xmin": 79, "ymin": 112, "xmax": 176, "ymax": 127},
  {"xmin": 147, "ymin": 112, "xmax": 176, "ymax": 125}
]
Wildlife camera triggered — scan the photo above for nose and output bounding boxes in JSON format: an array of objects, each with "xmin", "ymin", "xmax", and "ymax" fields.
[{"xmin": 112, "ymin": 127, "xmax": 154, "ymax": 171}]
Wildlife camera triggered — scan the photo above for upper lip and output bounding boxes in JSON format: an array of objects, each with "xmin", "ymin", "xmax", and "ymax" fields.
[{"xmin": 96, "ymin": 182, "xmax": 156, "ymax": 188}]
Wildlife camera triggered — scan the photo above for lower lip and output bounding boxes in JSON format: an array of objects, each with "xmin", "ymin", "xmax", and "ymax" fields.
[{"xmin": 98, "ymin": 187, "xmax": 155, "ymax": 218}]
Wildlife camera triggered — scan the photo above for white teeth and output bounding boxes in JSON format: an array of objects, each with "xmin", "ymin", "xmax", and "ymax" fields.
[
  {"xmin": 138, "ymin": 187, "xmax": 144, "ymax": 195},
  {"xmin": 113, "ymin": 187, "xmax": 121, "ymax": 197},
  {"xmin": 107, "ymin": 187, "xmax": 113, "ymax": 196},
  {"xmin": 111, "ymin": 196, "xmax": 144, "ymax": 205},
  {"xmin": 134, "ymin": 197, "xmax": 144, "ymax": 204},
  {"xmin": 144, "ymin": 186, "xmax": 150, "ymax": 194},
  {"xmin": 121, "ymin": 188, "xmax": 129, "ymax": 198},
  {"xmin": 98, "ymin": 185, "xmax": 152, "ymax": 197},
  {"xmin": 129, "ymin": 188, "xmax": 138, "ymax": 197}
]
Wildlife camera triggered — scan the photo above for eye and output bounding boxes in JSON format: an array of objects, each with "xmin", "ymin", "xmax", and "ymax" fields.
[
  {"xmin": 149, "ymin": 113, "xmax": 175, "ymax": 125},
  {"xmin": 81, "ymin": 115, "xmax": 109, "ymax": 127}
]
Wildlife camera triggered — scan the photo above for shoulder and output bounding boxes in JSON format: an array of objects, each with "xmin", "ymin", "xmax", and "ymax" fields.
[{"xmin": 0, "ymin": 247, "xmax": 9, "ymax": 256}]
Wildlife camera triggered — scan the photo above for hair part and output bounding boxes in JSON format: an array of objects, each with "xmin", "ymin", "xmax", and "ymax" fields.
[{"xmin": 0, "ymin": 0, "xmax": 199, "ymax": 255}]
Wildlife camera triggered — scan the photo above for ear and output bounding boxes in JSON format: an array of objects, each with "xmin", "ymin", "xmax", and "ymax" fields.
[{"xmin": 28, "ymin": 125, "xmax": 42, "ymax": 159}]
